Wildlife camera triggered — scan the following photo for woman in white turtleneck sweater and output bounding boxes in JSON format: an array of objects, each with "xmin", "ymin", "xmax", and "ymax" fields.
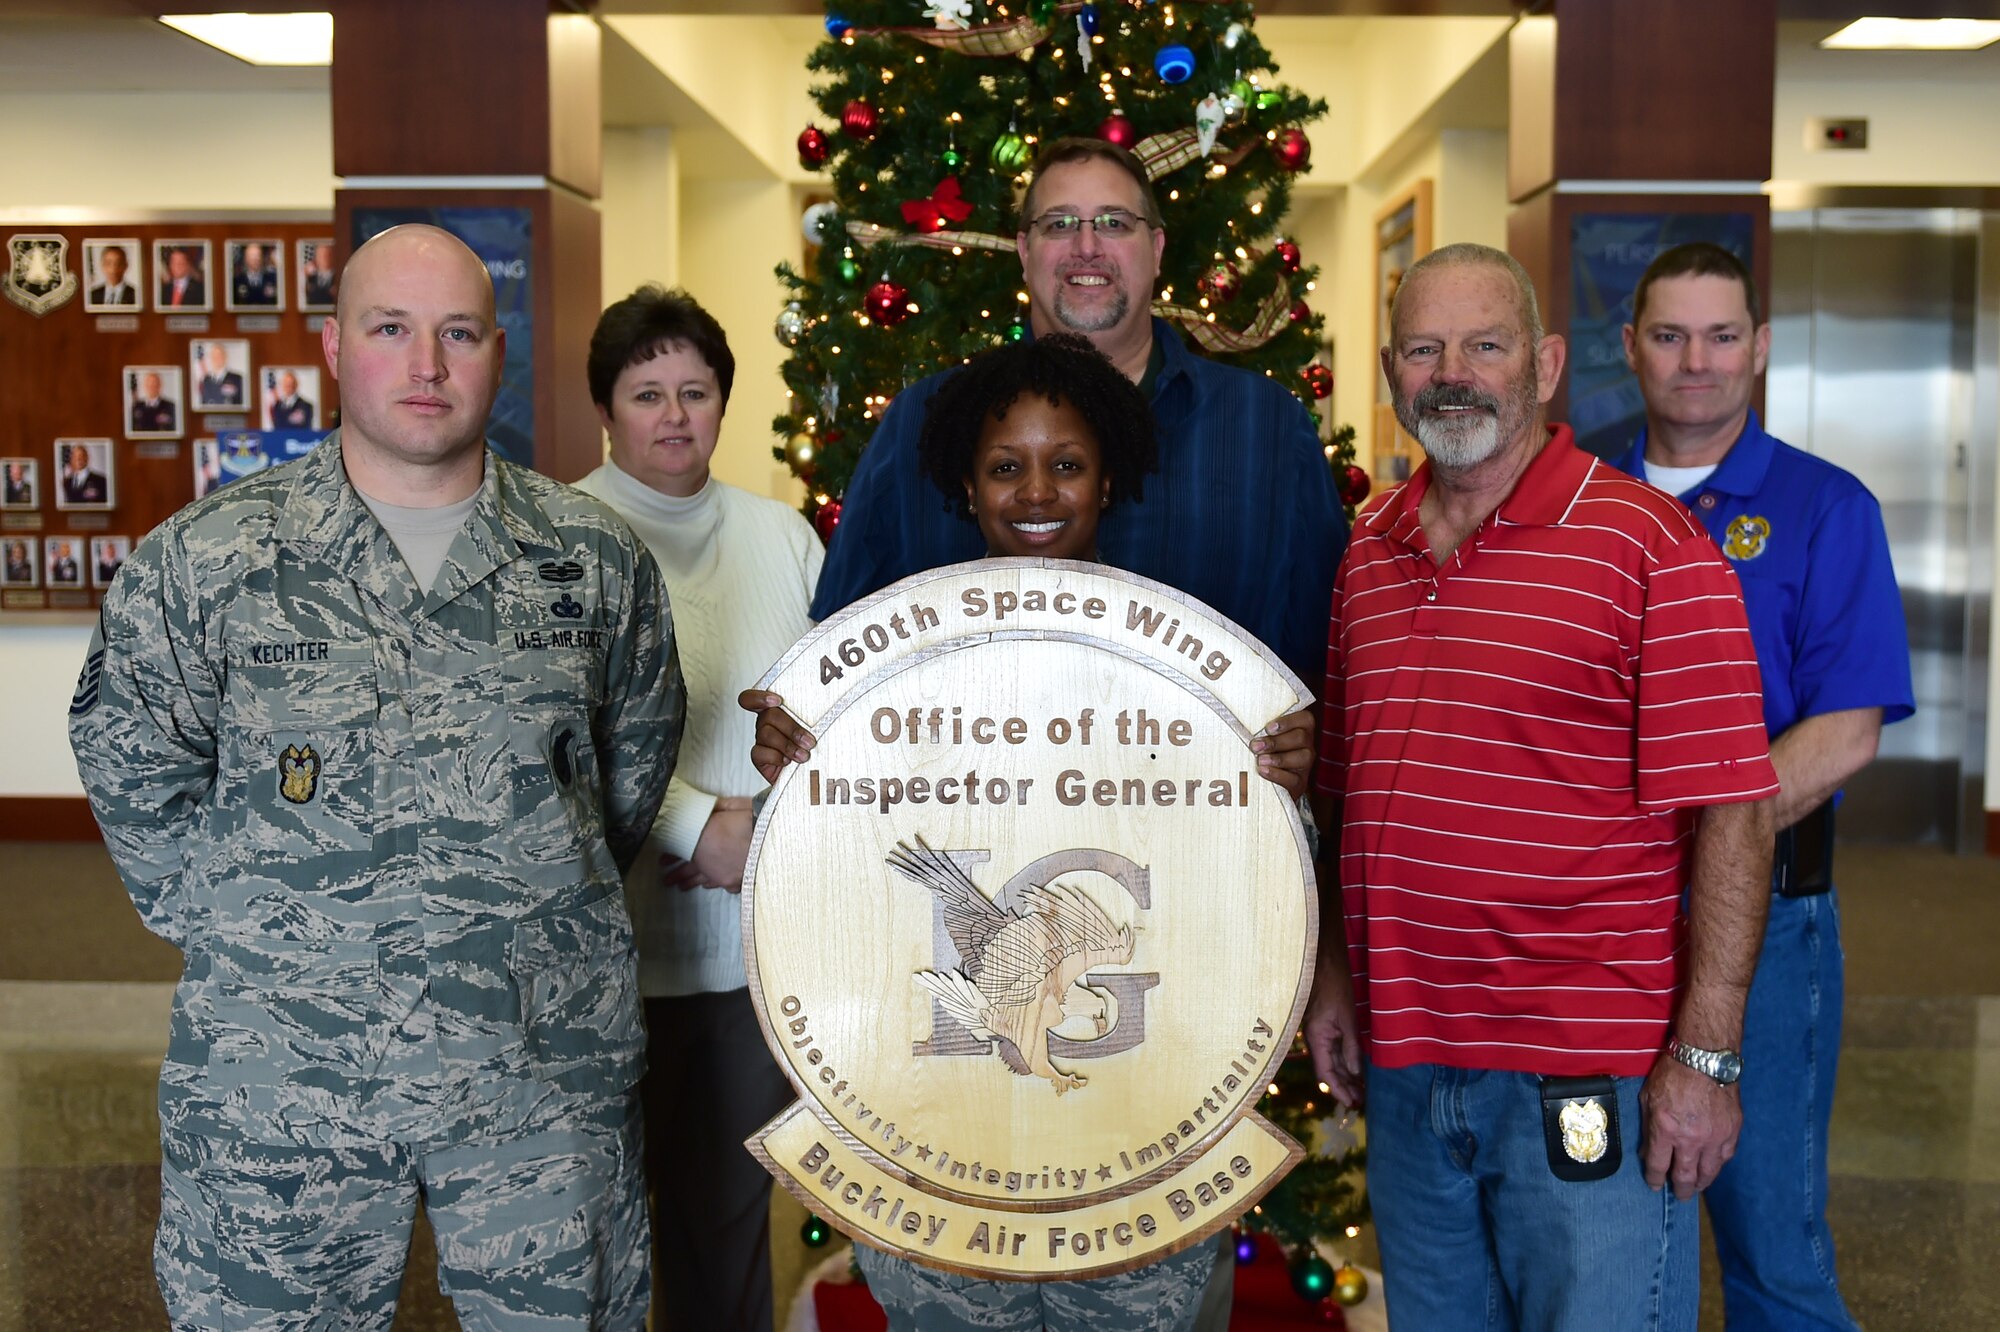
[{"xmin": 574, "ymin": 286, "xmax": 820, "ymax": 1332}]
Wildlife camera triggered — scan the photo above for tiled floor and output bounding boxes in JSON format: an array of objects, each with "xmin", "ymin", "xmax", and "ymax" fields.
[{"xmin": 1, "ymin": 840, "xmax": 1994, "ymax": 1329}]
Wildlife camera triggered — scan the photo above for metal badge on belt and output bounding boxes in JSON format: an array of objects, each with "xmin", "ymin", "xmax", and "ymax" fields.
[{"xmin": 1539, "ymin": 1075, "xmax": 1621, "ymax": 1182}]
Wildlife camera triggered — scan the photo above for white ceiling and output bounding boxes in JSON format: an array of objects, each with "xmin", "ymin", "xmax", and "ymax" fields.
[{"xmin": 0, "ymin": 18, "xmax": 328, "ymax": 93}]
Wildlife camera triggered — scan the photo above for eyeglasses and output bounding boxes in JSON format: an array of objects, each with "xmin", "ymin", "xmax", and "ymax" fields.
[{"xmin": 1024, "ymin": 209, "xmax": 1150, "ymax": 241}]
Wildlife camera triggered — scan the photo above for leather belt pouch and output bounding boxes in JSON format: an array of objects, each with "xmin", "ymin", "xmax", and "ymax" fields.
[{"xmin": 1540, "ymin": 1075, "xmax": 1621, "ymax": 1182}]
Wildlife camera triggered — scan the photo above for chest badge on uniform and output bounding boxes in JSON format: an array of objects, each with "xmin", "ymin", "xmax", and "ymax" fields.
[
  {"xmin": 550, "ymin": 592, "xmax": 584, "ymax": 619},
  {"xmin": 1724, "ymin": 514, "xmax": 1770, "ymax": 561},
  {"xmin": 1558, "ymin": 1098, "xmax": 1609, "ymax": 1164},
  {"xmin": 538, "ymin": 559, "xmax": 584, "ymax": 584},
  {"xmin": 279, "ymin": 743, "xmax": 322, "ymax": 804}
]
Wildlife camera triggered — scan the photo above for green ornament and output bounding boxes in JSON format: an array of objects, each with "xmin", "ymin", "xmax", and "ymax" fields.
[
  {"xmin": 838, "ymin": 256, "xmax": 862, "ymax": 283},
  {"xmin": 941, "ymin": 146, "xmax": 965, "ymax": 171},
  {"xmin": 801, "ymin": 1215, "xmax": 833, "ymax": 1247},
  {"xmin": 991, "ymin": 131, "xmax": 1029, "ymax": 173},
  {"xmin": 1254, "ymin": 89, "xmax": 1284, "ymax": 116},
  {"xmin": 1004, "ymin": 319, "xmax": 1028, "ymax": 343},
  {"xmin": 1229, "ymin": 77, "xmax": 1254, "ymax": 105},
  {"xmin": 1028, "ymin": 0, "xmax": 1058, "ymax": 23},
  {"xmin": 1290, "ymin": 1253, "xmax": 1335, "ymax": 1301}
]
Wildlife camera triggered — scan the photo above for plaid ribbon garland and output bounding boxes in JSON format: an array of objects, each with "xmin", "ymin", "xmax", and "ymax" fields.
[
  {"xmin": 845, "ymin": 220, "xmax": 1017, "ymax": 253},
  {"xmin": 850, "ymin": 4, "xmax": 1082, "ymax": 57},
  {"xmin": 1153, "ymin": 282, "xmax": 1293, "ymax": 354}
]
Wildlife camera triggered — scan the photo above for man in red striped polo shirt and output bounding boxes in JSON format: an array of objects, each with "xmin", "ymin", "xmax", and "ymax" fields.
[{"xmin": 1305, "ymin": 242, "xmax": 1778, "ymax": 1331}]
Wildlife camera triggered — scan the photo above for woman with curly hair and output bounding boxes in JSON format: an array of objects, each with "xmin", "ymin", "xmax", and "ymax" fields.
[{"xmin": 738, "ymin": 334, "xmax": 1311, "ymax": 1331}]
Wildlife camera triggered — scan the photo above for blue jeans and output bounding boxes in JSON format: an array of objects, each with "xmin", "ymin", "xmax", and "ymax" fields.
[
  {"xmin": 1365, "ymin": 1062, "xmax": 1696, "ymax": 1332},
  {"xmin": 1704, "ymin": 890, "xmax": 1859, "ymax": 1331}
]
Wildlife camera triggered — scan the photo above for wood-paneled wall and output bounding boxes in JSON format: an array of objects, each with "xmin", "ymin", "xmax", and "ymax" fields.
[{"xmin": 0, "ymin": 220, "xmax": 334, "ymax": 613}]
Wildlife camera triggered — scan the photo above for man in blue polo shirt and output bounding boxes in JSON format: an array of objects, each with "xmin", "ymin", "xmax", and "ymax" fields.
[
  {"xmin": 1616, "ymin": 242, "xmax": 1914, "ymax": 1332},
  {"xmin": 811, "ymin": 137, "xmax": 1345, "ymax": 692}
]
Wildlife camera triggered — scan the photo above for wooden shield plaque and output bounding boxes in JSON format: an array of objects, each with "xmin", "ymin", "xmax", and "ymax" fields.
[{"xmin": 743, "ymin": 559, "xmax": 1317, "ymax": 1280}]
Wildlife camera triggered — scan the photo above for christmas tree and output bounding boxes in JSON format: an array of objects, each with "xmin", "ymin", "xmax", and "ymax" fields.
[
  {"xmin": 774, "ymin": 2, "xmax": 1372, "ymax": 1302},
  {"xmin": 771, "ymin": 0, "xmax": 1366, "ymax": 540}
]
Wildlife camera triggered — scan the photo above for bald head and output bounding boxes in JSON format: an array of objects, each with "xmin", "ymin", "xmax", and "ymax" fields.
[
  {"xmin": 336, "ymin": 224, "xmax": 493, "ymax": 325},
  {"xmin": 1391, "ymin": 242, "xmax": 1544, "ymax": 347}
]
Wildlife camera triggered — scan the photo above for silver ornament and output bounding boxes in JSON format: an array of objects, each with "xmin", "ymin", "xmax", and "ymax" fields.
[
  {"xmin": 801, "ymin": 201, "xmax": 840, "ymax": 247},
  {"xmin": 1220, "ymin": 92, "xmax": 1246, "ymax": 124},
  {"xmin": 1222, "ymin": 21, "xmax": 1248, "ymax": 51},
  {"xmin": 775, "ymin": 300, "xmax": 806, "ymax": 347}
]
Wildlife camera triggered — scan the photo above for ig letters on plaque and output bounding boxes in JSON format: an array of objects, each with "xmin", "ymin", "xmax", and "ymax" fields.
[{"xmin": 743, "ymin": 559, "xmax": 1318, "ymax": 1280}]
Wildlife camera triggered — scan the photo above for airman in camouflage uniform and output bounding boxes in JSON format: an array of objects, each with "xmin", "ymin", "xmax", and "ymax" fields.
[
  {"xmin": 854, "ymin": 1236, "xmax": 1214, "ymax": 1331},
  {"xmin": 69, "ymin": 225, "xmax": 683, "ymax": 1331}
]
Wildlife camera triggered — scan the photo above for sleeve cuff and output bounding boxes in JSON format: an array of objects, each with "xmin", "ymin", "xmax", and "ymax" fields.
[{"xmin": 656, "ymin": 780, "xmax": 719, "ymax": 861}]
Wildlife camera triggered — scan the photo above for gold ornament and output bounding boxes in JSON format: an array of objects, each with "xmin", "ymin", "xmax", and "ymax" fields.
[
  {"xmin": 785, "ymin": 432, "xmax": 817, "ymax": 468},
  {"xmin": 1333, "ymin": 1263, "xmax": 1368, "ymax": 1307}
]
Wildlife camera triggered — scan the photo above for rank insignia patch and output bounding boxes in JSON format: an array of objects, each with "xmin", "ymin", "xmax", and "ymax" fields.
[
  {"xmin": 279, "ymin": 743, "xmax": 322, "ymax": 805},
  {"xmin": 70, "ymin": 647, "xmax": 105, "ymax": 717},
  {"xmin": 1724, "ymin": 514, "xmax": 1770, "ymax": 561},
  {"xmin": 550, "ymin": 592, "xmax": 584, "ymax": 620},
  {"xmin": 538, "ymin": 559, "xmax": 585, "ymax": 584}
]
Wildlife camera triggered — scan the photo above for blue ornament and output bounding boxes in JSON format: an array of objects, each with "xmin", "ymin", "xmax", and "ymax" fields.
[
  {"xmin": 1154, "ymin": 44, "xmax": 1195, "ymax": 84},
  {"xmin": 825, "ymin": 14, "xmax": 852, "ymax": 38},
  {"xmin": 1235, "ymin": 1232, "xmax": 1258, "ymax": 1264},
  {"xmin": 1079, "ymin": 4, "xmax": 1099, "ymax": 35}
]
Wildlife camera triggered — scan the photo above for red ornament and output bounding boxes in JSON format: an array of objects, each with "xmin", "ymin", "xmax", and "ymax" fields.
[
  {"xmin": 1317, "ymin": 1296, "xmax": 1347, "ymax": 1325},
  {"xmin": 813, "ymin": 498, "xmax": 843, "ymax": 541},
  {"xmin": 1200, "ymin": 263, "xmax": 1241, "ymax": 303},
  {"xmin": 1275, "ymin": 239, "xmax": 1301, "ymax": 273},
  {"xmin": 865, "ymin": 279, "xmax": 913, "ymax": 325},
  {"xmin": 1339, "ymin": 463, "xmax": 1372, "ymax": 506},
  {"xmin": 1289, "ymin": 300, "xmax": 1312, "ymax": 324},
  {"xmin": 1273, "ymin": 127, "xmax": 1312, "ymax": 172},
  {"xmin": 821, "ymin": 428, "xmax": 845, "ymax": 444},
  {"xmin": 796, "ymin": 125, "xmax": 831, "ymax": 169},
  {"xmin": 841, "ymin": 99, "xmax": 878, "ymax": 141},
  {"xmin": 1098, "ymin": 114, "xmax": 1139, "ymax": 150},
  {"xmin": 900, "ymin": 176, "xmax": 975, "ymax": 233},
  {"xmin": 1302, "ymin": 362, "xmax": 1334, "ymax": 399}
]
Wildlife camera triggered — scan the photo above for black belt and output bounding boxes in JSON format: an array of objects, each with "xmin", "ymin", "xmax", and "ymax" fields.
[{"xmin": 1774, "ymin": 800, "xmax": 1834, "ymax": 897}]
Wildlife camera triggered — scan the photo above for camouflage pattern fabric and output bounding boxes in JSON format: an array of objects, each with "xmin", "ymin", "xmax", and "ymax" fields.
[
  {"xmin": 69, "ymin": 432, "xmax": 683, "ymax": 1327},
  {"xmin": 853, "ymin": 1240, "xmax": 1212, "ymax": 1331},
  {"xmin": 157, "ymin": 1099, "xmax": 648, "ymax": 1331}
]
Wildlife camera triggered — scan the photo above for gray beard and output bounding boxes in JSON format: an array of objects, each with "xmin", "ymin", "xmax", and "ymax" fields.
[
  {"xmin": 1053, "ymin": 286, "xmax": 1129, "ymax": 333},
  {"xmin": 1414, "ymin": 411, "xmax": 1503, "ymax": 468}
]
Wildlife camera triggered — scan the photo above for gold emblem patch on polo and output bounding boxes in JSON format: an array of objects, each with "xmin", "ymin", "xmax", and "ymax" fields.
[
  {"xmin": 279, "ymin": 743, "xmax": 321, "ymax": 804},
  {"xmin": 1559, "ymin": 1097, "xmax": 1609, "ymax": 1164},
  {"xmin": 1724, "ymin": 514, "xmax": 1771, "ymax": 560}
]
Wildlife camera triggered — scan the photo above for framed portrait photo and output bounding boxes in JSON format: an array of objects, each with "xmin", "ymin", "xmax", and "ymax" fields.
[
  {"xmin": 53, "ymin": 438, "xmax": 116, "ymax": 512},
  {"xmin": 298, "ymin": 238, "xmax": 337, "ymax": 312},
  {"xmin": 193, "ymin": 437, "xmax": 221, "ymax": 501},
  {"xmin": 1, "ymin": 458, "xmax": 37, "ymax": 510},
  {"xmin": 261, "ymin": 365, "xmax": 322, "ymax": 431},
  {"xmin": 91, "ymin": 535, "xmax": 131, "ymax": 588},
  {"xmin": 43, "ymin": 536, "xmax": 84, "ymax": 588},
  {"xmin": 124, "ymin": 365, "xmax": 185, "ymax": 440},
  {"xmin": 190, "ymin": 338, "xmax": 252, "ymax": 413},
  {"xmin": 2, "ymin": 537, "xmax": 39, "ymax": 588},
  {"xmin": 83, "ymin": 238, "xmax": 144, "ymax": 312},
  {"xmin": 225, "ymin": 238, "xmax": 285, "ymax": 312},
  {"xmin": 153, "ymin": 238, "xmax": 213, "ymax": 313}
]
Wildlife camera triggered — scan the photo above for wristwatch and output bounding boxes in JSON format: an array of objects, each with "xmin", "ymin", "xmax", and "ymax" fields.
[{"xmin": 1667, "ymin": 1037, "xmax": 1743, "ymax": 1085}]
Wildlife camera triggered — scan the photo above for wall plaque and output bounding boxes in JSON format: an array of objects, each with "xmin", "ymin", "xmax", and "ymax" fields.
[
  {"xmin": 95, "ymin": 315, "xmax": 140, "ymax": 334},
  {"xmin": 744, "ymin": 559, "xmax": 1316, "ymax": 1280},
  {"xmin": 163, "ymin": 315, "xmax": 210, "ymax": 334},
  {"xmin": 235, "ymin": 315, "xmax": 280, "ymax": 333}
]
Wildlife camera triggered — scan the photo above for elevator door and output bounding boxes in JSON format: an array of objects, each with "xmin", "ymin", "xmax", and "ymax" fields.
[{"xmin": 1768, "ymin": 208, "xmax": 1992, "ymax": 849}]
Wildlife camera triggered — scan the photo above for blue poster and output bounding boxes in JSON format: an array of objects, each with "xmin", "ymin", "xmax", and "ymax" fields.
[
  {"xmin": 1568, "ymin": 212, "xmax": 1755, "ymax": 460},
  {"xmin": 195, "ymin": 430, "xmax": 329, "ymax": 499},
  {"xmin": 350, "ymin": 206, "xmax": 534, "ymax": 467}
]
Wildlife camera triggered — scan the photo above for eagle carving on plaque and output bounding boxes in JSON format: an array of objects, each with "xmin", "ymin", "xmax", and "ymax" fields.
[{"xmin": 888, "ymin": 838, "xmax": 1135, "ymax": 1094}]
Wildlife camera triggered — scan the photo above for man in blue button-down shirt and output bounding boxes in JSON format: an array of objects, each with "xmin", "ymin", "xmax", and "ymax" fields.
[
  {"xmin": 811, "ymin": 138, "xmax": 1346, "ymax": 693},
  {"xmin": 811, "ymin": 135, "xmax": 1344, "ymax": 1331},
  {"xmin": 1615, "ymin": 242, "xmax": 1914, "ymax": 1332}
]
